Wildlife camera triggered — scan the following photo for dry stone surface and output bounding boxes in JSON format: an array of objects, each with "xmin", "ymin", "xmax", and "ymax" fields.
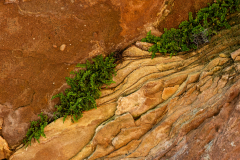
[
  {"xmin": 9, "ymin": 22, "xmax": 240, "ymax": 160},
  {"xmin": 0, "ymin": 136, "xmax": 11, "ymax": 159},
  {"xmin": 0, "ymin": 0, "xmax": 212, "ymax": 149}
]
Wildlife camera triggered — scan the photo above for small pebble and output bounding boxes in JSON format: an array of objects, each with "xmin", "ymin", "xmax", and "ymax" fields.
[
  {"xmin": 60, "ymin": 44, "xmax": 66, "ymax": 51},
  {"xmin": 53, "ymin": 45, "xmax": 57, "ymax": 48}
]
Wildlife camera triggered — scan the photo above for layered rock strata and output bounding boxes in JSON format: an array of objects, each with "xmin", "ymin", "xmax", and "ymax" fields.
[
  {"xmin": 0, "ymin": 0, "xmax": 213, "ymax": 148},
  {"xmin": 9, "ymin": 22, "xmax": 240, "ymax": 159}
]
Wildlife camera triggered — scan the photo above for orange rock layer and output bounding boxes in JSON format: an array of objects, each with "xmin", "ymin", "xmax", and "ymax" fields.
[
  {"xmin": 0, "ymin": 0, "xmax": 215, "ymax": 151},
  {"xmin": 9, "ymin": 21, "xmax": 240, "ymax": 160}
]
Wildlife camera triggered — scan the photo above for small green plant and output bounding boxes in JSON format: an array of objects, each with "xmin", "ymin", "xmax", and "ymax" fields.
[
  {"xmin": 23, "ymin": 53, "xmax": 117, "ymax": 147},
  {"xmin": 142, "ymin": 0, "xmax": 240, "ymax": 58},
  {"xmin": 51, "ymin": 53, "xmax": 117, "ymax": 123},
  {"xmin": 23, "ymin": 113, "xmax": 49, "ymax": 147}
]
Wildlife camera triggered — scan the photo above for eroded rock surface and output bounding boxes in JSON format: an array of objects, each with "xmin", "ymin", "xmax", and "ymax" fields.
[
  {"xmin": 0, "ymin": 136, "xmax": 11, "ymax": 159},
  {"xmin": 9, "ymin": 21, "xmax": 240, "ymax": 159},
  {"xmin": 0, "ymin": 0, "xmax": 214, "ymax": 149}
]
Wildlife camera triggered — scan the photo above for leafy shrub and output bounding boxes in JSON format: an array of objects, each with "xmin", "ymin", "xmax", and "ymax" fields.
[
  {"xmin": 23, "ymin": 113, "xmax": 49, "ymax": 147},
  {"xmin": 142, "ymin": 0, "xmax": 240, "ymax": 58}
]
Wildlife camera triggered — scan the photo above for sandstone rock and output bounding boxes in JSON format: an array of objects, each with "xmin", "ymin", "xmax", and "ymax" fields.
[
  {"xmin": 93, "ymin": 113, "xmax": 136, "ymax": 148},
  {"xmin": 236, "ymin": 64, "xmax": 240, "ymax": 72},
  {"xmin": 203, "ymin": 57, "xmax": 229, "ymax": 71},
  {"xmin": 200, "ymin": 71, "xmax": 214, "ymax": 80},
  {"xmin": 211, "ymin": 66, "xmax": 222, "ymax": 73},
  {"xmin": 219, "ymin": 53, "xmax": 230, "ymax": 58},
  {"xmin": 135, "ymin": 41, "xmax": 154, "ymax": 51},
  {"xmin": 4, "ymin": 2, "xmax": 240, "ymax": 160},
  {"xmin": 1, "ymin": 0, "xmax": 167, "ymax": 147},
  {"xmin": 186, "ymin": 72, "xmax": 200, "ymax": 84},
  {"xmin": 122, "ymin": 46, "xmax": 152, "ymax": 57},
  {"xmin": 235, "ymin": 56, "xmax": 240, "ymax": 61},
  {"xmin": 115, "ymin": 79, "xmax": 164, "ymax": 117},
  {"xmin": 145, "ymin": 25, "xmax": 163, "ymax": 37},
  {"xmin": 9, "ymin": 103, "xmax": 117, "ymax": 160},
  {"xmin": 162, "ymin": 85, "xmax": 179, "ymax": 100},
  {"xmin": 9, "ymin": 22, "xmax": 240, "ymax": 160},
  {"xmin": 2, "ymin": 0, "xmax": 215, "ymax": 145},
  {"xmin": 231, "ymin": 48, "xmax": 240, "ymax": 60},
  {"xmin": 135, "ymin": 104, "xmax": 167, "ymax": 126},
  {"xmin": 0, "ymin": 136, "xmax": 11, "ymax": 159},
  {"xmin": 156, "ymin": 61, "xmax": 183, "ymax": 71},
  {"xmin": 200, "ymin": 78, "xmax": 213, "ymax": 92},
  {"xmin": 106, "ymin": 140, "xmax": 142, "ymax": 159},
  {"xmin": 112, "ymin": 124, "xmax": 151, "ymax": 149}
]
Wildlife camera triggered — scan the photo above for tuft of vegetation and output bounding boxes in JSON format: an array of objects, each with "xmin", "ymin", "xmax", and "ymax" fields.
[
  {"xmin": 23, "ymin": 113, "xmax": 50, "ymax": 147},
  {"xmin": 142, "ymin": 0, "xmax": 240, "ymax": 58},
  {"xmin": 23, "ymin": 53, "xmax": 117, "ymax": 147},
  {"xmin": 51, "ymin": 53, "xmax": 117, "ymax": 123}
]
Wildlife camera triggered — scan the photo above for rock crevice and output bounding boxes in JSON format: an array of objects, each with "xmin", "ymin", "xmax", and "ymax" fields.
[{"xmin": 8, "ymin": 21, "xmax": 240, "ymax": 160}]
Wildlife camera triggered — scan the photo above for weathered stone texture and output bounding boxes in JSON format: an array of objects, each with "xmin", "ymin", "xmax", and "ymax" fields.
[
  {"xmin": 0, "ymin": 136, "xmax": 11, "ymax": 159},
  {"xmin": 0, "ymin": 0, "xmax": 217, "ymax": 149},
  {"xmin": 10, "ymin": 103, "xmax": 117, "ymax": 160},
  {"xmin": 156, "ymin": 0, "xmax": 214, "ymax": 32},
  {"xmin": 9, "ymin": 21, "xmax": 240, "ymax": 160}
]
